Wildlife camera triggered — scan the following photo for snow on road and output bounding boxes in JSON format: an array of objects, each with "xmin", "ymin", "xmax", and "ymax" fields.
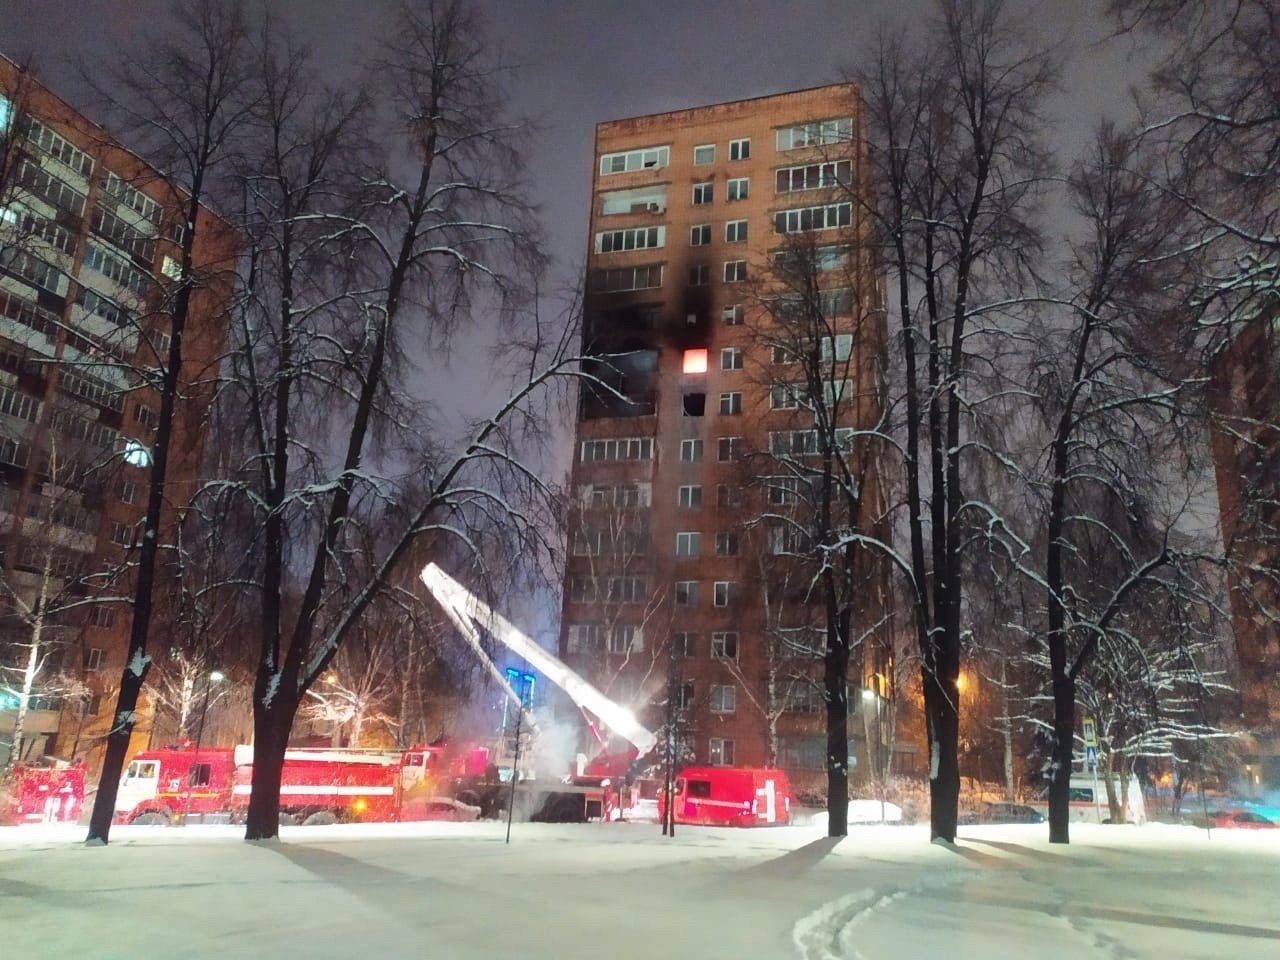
[{"xmin": 2, "ymin": 820, "xmax": 1277, "ymax": 960}]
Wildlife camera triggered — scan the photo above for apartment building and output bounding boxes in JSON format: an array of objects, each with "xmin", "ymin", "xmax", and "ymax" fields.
[
  {"xmin": 560, "ymin": 85, "xmax": 893, "ymax": 791},
  {"xmin": 0, "ymin": 57, "xmax": 234, "ymax": 769},
  {"xmin": 1210, "ymin": 315, "xmax": 1280, "ymax": 791}
]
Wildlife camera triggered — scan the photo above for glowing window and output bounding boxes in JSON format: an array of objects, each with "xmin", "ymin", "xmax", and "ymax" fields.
[{"xmin": 683, "ymin": 349, "xmax": 708, "ymax": 374}]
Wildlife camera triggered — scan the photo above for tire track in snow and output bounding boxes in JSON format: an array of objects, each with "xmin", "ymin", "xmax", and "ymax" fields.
[{"xmin": 792, "ymin": 872, "xmax": 967, "ymax": 960}]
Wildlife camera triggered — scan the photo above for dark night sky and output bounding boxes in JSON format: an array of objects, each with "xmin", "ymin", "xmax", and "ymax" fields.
[{"xmin": 1, "ymin": 0, "xmax": 1143, "ymax": 283}]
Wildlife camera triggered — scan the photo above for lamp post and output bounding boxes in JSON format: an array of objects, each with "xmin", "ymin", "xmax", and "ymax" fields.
[
  {"xmin": 862, "ymin": 686, "xmax": 884, "ymax": 823},
  {"xmin": 184, "ymin": 669, "xmax": 224, "ymax": 825}
]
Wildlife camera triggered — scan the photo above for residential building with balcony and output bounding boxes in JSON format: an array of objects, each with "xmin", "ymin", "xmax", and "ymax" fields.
[
  {"xmin": 559, "ymin": 85, "xmax": 898, "ymax": 793},
  {"xmin": 0, "ymin": 56, "xmax": 234, "ymax": 770}
]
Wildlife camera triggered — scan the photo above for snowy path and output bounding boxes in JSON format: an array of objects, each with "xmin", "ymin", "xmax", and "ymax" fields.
[{"xmin": 2, "ymin": 821, "xmax": 1277, "ymax": 960}]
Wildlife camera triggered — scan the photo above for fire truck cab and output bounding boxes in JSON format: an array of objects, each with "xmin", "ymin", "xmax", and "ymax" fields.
[{"xmin": 114, "ymin": 747, "xmax": 235, "ymax": 824}]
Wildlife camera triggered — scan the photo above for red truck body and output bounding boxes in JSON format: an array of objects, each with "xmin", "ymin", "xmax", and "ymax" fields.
[
  {"xmin": 660, "ymin": 766, "xmax": 793, "ymax": 827},
  {"xmin": 1, "ymin": 762, "xmax": 85, "ymax": 825},
  {"xmin": 112, "ymin": 741, "xmax": 610, "ymax": 825}
]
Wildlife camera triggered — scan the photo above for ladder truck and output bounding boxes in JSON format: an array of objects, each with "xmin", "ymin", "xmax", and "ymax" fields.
[{"xmin": 420, "ymin": 563, "xmax": 657, "ymax": 820}]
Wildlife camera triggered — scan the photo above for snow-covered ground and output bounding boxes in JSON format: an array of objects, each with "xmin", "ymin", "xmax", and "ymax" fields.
[{"xmin": 2, "ymin": 819, "xmax": 1277, "ymax": 959}]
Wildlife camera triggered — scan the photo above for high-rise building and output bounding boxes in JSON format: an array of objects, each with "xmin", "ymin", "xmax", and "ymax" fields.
[
  {"xmin": 559, "ymin": 85, "xmax": 892, "ymax": 791},
  {"xmin": 0, "ymin": 56, "xmax": 234, "ymax": 769},
  {"xmin": 1210, "ymin": 315, "xmax": 1280, "ymax": 790}
]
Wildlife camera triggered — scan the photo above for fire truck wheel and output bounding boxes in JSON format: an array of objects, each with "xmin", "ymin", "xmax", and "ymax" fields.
[
  {"xmin": 130, "ymin": 811, "xmax": 171, "ymax": 826},
  {"xmin": 303, "ymin": 810, "xmax": 338, "ymax": 826}
]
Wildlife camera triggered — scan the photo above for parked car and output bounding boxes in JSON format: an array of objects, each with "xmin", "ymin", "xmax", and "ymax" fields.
[
  {"xmin": 1208, "ymin": 809, "xmax": 1278, "ymax": 829},
  {"xmin": 960, "ymin": 802, "xmax": 1046, "ymax": 825}
]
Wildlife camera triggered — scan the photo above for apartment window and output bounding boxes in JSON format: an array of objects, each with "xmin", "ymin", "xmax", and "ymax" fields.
[
  {"xmin": 715, "ymin": 531, "xmax": 739, "ymax": 557},
  {"xmin": 693, "ymin": 144, "xmax": 715, "ymax": 165},
  {"xmin": 590, "ymin": 264, "xmax": 664, "ymax": 292},
  {"xmin": 770, "ymin": 524, "xmax": 807, "ymax": 555},
  {"xmin": 770, "ymin": 384, "xmax": 801, "ymax": 410},
  {"xmin": 720, "ymin": 347, "xmax": 743, "ymax": 370},
  {"xmin": 679, "ymin": 439, "xmax": 703, "ymax": 463},
  {"xmin": 609, "ymin": 624, "xmax": 643, "ymax": 654},
  {"xmin": 674, "ymin": 580, "xmax": 699, "ymax": 607},
  {"xmin": 717, "ymin": 437, "xmax": 742, "ymax": 462},
  {"xmin": 84, "ymin": 647, "xmax": 104, "ymax": 672},
  {"xmin": 719, "ymin": 392, "xmax": 741, "ymax": 415},
  {"xmin": 690, "ymin": 223, "xmax": 711, "ymax": 246},
  {"xmin": 595, "ymin": 226, "xmax": 665, "ymax": 254},
  {"xmin": 20, "ymin": 116, "xmax": 95, "ymax": 177},
  {"xmin": 713, "ymin": 581, "xmax": 737, "ymax": 608},
  {"xmin": 160, "ymin": 254, "xmax": 183, "ymax": 280},
  {"xmin": 673, "ymin": 632, "xmax": 697, "ymax": 658},
  {"xmin": 83, "ymin": 243, "xmax": 150, "ymax": 297},
  {"xmin": 822, "ymin": 334, "xmax": 855, "ymax": 362},
  {"xmin": 775, "ymin": 117, "xmax": 853, "ymax": 151},
  {"xmin": 675, "ymin": 682, "xmax": 695, "ymax": 710},
  {"xmin": 88, "ymin": 606, "xmax": 115, "ymax": 628},
  {"xmin": 566, "ymin": 623, "xmax": 605, "ymax": 653},
  {"xmin": 729, "ymin": 138, "xmax": 750, "ymax": 161},
  {"xmin": 785, "ymin": 685, "xmax": 826, "ymax": 714},
  {"xmin": 110, "ymin": 522, "xmax": 136, "ymax": 547},
  {"xmin": 134, "ymin": 403, "xmax": 157, "ymax": 429},
  {"xmin": 709, "ymin": 737, "xmax": 735, "ymax": 766},
  {"xmin": 600, "ymin": 184, "xmax": 668, "ymax": 216},
  {"xmin": 725, "ymin": 220, "xmax": 748, "ymax": 243},
  {"xmin": 676, "ymin": 531, "xmax": 701, "ymax": 558},
  {"xmin": 688, "ymin": 263, "xmax": 710, "ymax": 286},
  {"xmin": 727, "ymin": 178, "xmax": 749, "ymax": 201},
  {"xmin": 767, "ymin": 476, "xmax": 801, "ymax": 504},
  {"xmin": 721, "ymin": 304, "xmax": 744, "ymax": 327},
  {"xmin": 775, "ymin": 159, "xmax": 853, "ymax": 194},
  {"xmin": 692, "ymin": 182, "xmax": 713, "ymax": 205},
  {"xmin": 769, "ymin": 428, "xmax": 854, "ymax": 456},
  {"xmin": 678, "ymin": 485, "xmax": 703, "ymax": 509},
  {"xmin": 103, "ymin": 172, "xmax": 161, "ymax": 224},
  {"xmin": 0, "ymin": 384, "xmax": 37, "ymax": 422},
  {"xmin": 683, "ymin": 392, "xmax": 706, "ymax": 416},
  {"xmin": 723, "ymin": 260, "xmax": 747, "ymax": 283},
  {"xmin": 579, "ymin": 437, "xmax": 654, "ymax": 462},
  {"xmin": 683, "ymin": 348, "xmax": 709, "ymax": 374},
  {"xmin": 716, "ymin": 484, "xmax": 741, "ymax": 508},
  {"xmin": 709, "ymin": 684, "xmax": 736, "ymax": 714},
  {"xmin": 711, "ymin": 631, "xmax": 739, "ymax": 660},
  {"xmin": 771, "ymin": 344, "xmax": 798, "ymax": 365},
  {"xmin": 599, "ymin": 145, "xmax": 670, "ymax": 175},
  {"xmin": 774, "ymin": 202, "xmax": 852, "ymax": 234}
]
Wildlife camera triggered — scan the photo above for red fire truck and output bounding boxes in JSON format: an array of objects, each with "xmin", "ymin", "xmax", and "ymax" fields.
[
  {"xmin": 112, "ymin": 743, "xmax": 491, "ymax": 825},
  {"xmin": 1, "ymin": 761, "xmax": 85, "ymax": 825},
  {"xmin": 112, "ymin": 739, "xmax": 615, "ymax": 825},
  {"xmin": 659, "ymin": 766, "xmax": 793, "ymax": 827}
]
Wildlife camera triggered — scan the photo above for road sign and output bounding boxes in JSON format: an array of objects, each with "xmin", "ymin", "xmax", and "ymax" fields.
[
  {"xmin": 1082, "ymin": 717, "xmax": 1098, "ymax": 749},
  {"xmin": 1085, "ymin": 745, "xmax": 1098, "ymax": 770}
]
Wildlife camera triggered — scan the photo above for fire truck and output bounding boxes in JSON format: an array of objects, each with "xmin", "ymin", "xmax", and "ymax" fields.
[{"xmin": 1, "ymin": 760, "xmax": 85, "ymax": 825}]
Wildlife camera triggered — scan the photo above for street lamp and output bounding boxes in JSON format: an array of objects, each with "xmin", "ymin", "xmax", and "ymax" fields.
[
  {"xmin": 862, "ymin": 687, "xmax": 885, "ymax": 822},
  {"xmin": 184, "ymin": 669, "xmax": 224, "ymax": 825}
]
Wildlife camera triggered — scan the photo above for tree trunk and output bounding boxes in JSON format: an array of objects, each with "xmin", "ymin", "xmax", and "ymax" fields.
[
  {"xmin": 6, "ymin": 629, "xmax": 41, "ymax": 771},
  {"xmin": 86, "ymin": 662, "xmax": 149, "ymax": 843},
  {"xmin": 244, "ymin": 697, "xmax": 295, "ymax": 841},
  {"xmin": 924, "ymin": 667, "xmax": 960, "ymax": 842},
  {"xmin": 1001, "ymin": 659, "xmax": 1015, "ymax": 801},
  {"xmin": 1048, "ymin": 671, "xmax": 1075, "ymax": 843},
  {"xmin": 824, "ymin": 608, "xmax": 851, "ymax": 837}
]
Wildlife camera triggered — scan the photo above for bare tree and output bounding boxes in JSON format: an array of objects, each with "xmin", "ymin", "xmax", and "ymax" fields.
[
  {"xmin": 210, "ymin": 0, "xmax": 593, "ymax": 841},
  {"xmin": 82, "ymin": 0, "xmax": 251, "ymax": 844},
  {"xmin": 853, "ymin": 0, "xmax": 1058, "ymax": 841}
]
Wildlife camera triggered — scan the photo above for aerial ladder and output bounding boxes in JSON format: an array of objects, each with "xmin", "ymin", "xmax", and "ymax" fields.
[{"xmin": 420, "ymin": 563, "xmax": 657, "ymax": 806}]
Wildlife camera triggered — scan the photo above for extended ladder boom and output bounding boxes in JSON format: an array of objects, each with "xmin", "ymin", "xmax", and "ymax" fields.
[{"xmin": 420, "ymin": 563, "xmax": 658, "ymax": 758}]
